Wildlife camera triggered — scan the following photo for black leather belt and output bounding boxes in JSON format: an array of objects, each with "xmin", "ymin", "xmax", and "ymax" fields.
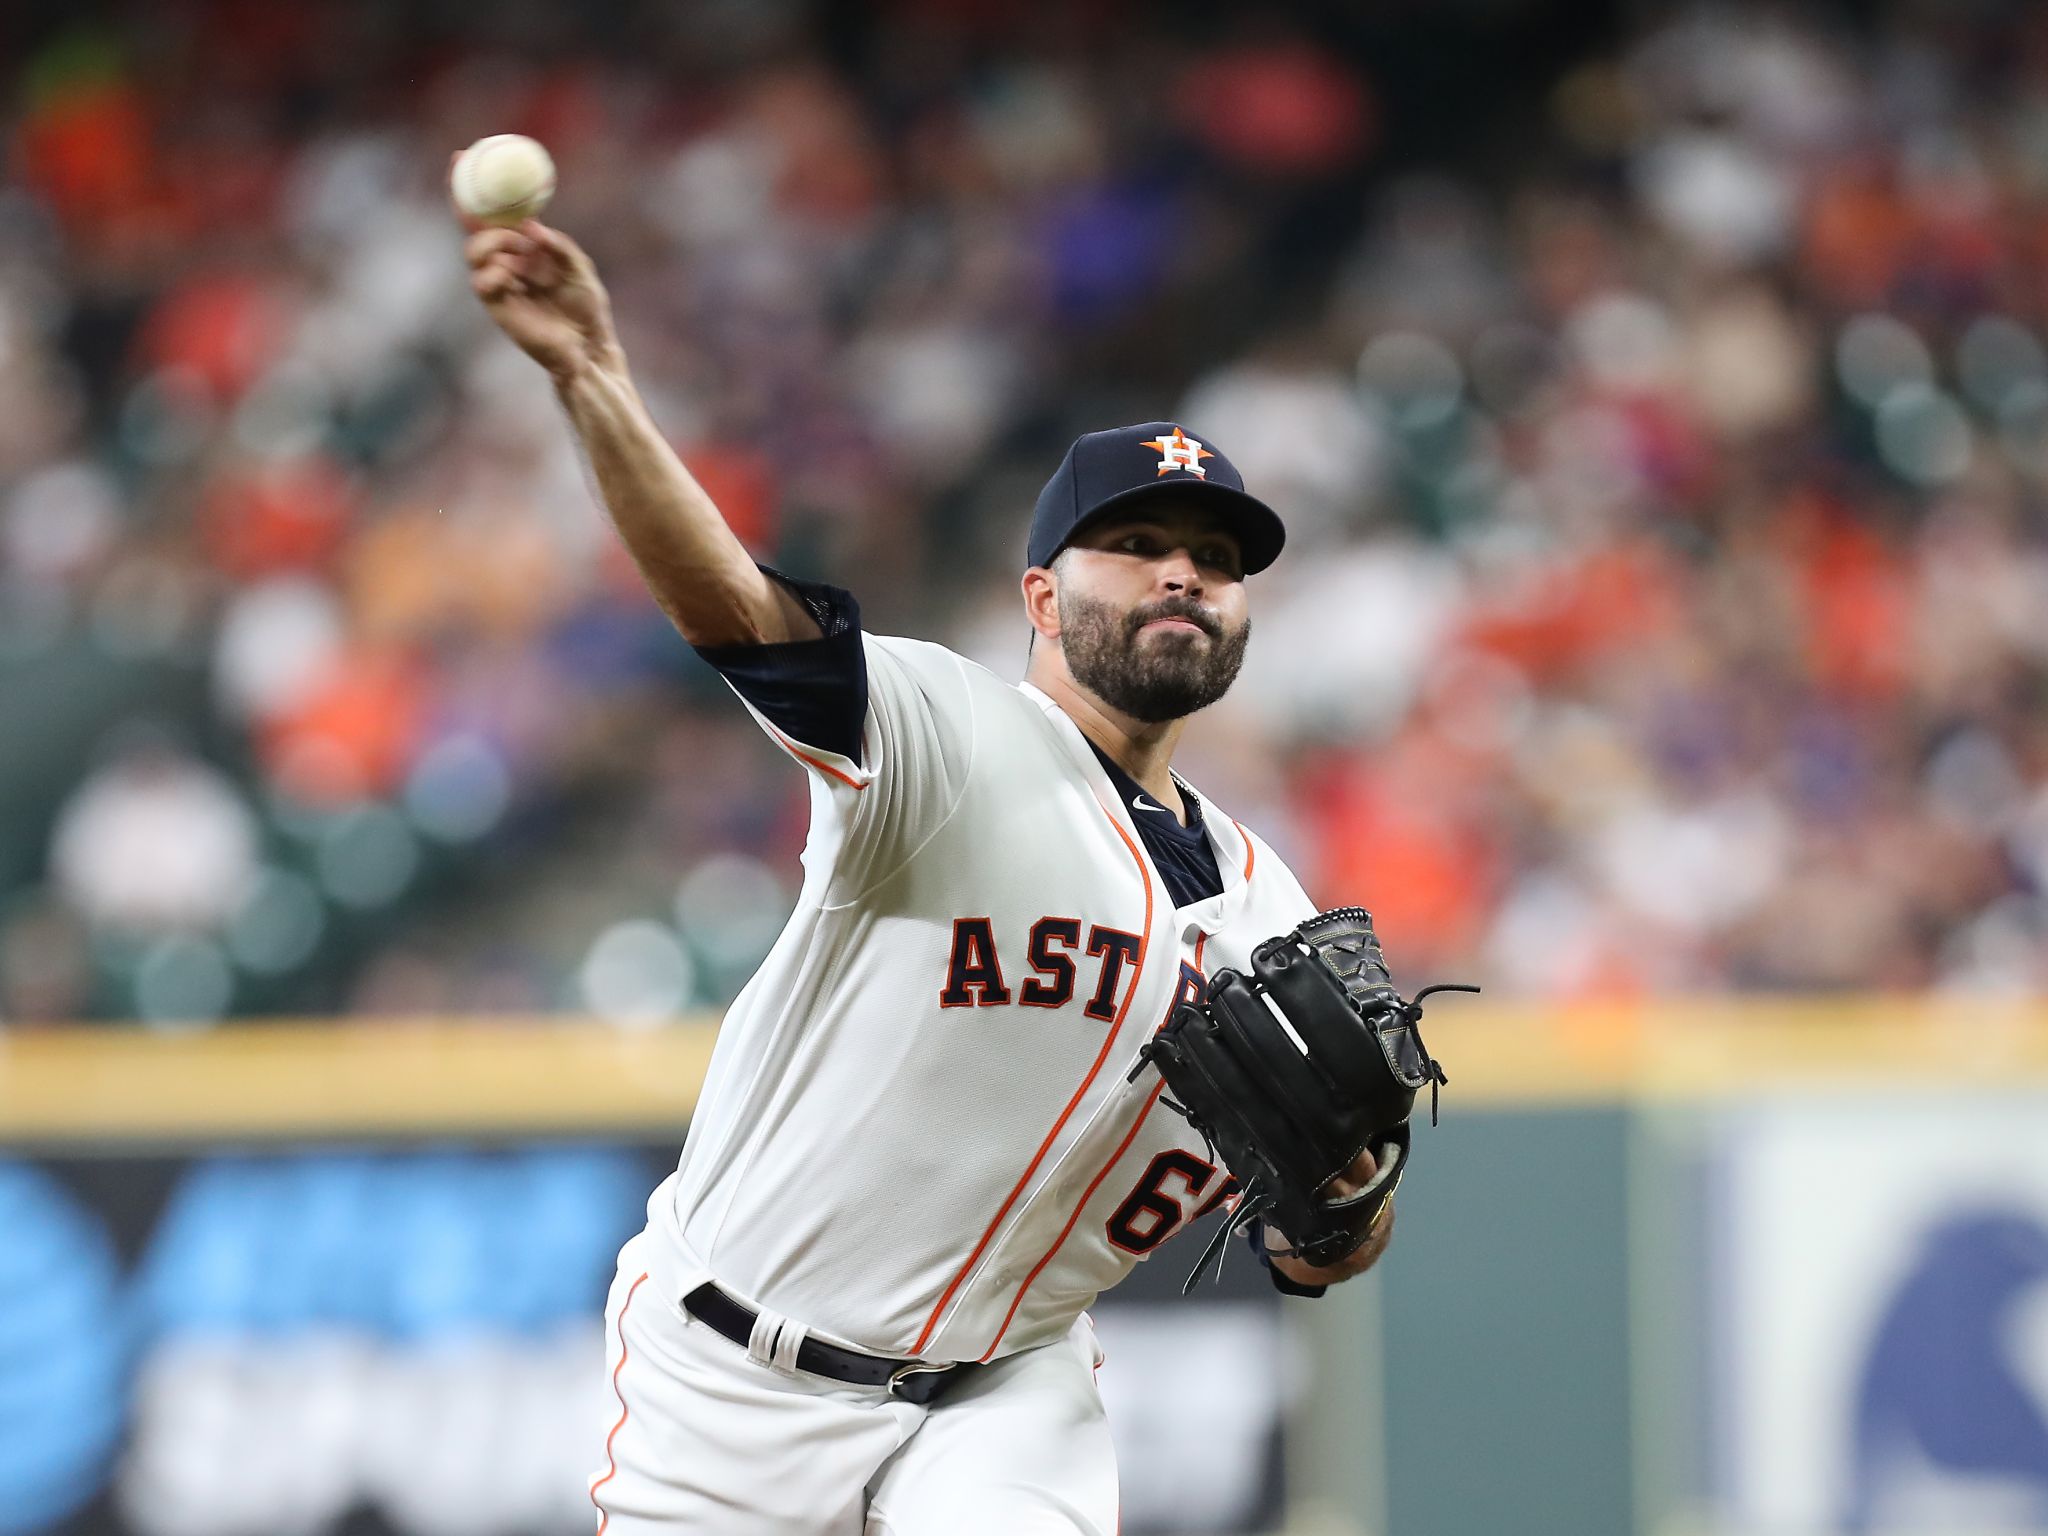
[{"xmin": 682, "ymin": 1284, "xmax": 980, "ymax": 1406}]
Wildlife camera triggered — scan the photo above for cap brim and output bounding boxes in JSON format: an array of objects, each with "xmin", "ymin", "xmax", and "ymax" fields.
[{"xmin": 1050, "ymin": 477, "xmax": 1287, "ymax": 575}]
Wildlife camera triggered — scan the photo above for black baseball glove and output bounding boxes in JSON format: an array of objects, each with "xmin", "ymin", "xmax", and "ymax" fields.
[{"xmin": 1131, "ymin": 907, "xmax": 1474, "ymax": 1291}]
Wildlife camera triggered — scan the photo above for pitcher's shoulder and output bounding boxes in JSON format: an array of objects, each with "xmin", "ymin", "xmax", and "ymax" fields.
[
  {"xmin": 866, "ymin": 634, "xmax": 1052, "ymax": 714},
  {"xmin": 864, "ymin": 634, "xmax": 1005, "ymax": 689}
]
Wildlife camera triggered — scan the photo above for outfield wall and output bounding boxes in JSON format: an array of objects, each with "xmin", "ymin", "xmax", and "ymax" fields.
[{"xmin": 3, "ymin": 1004, "xmax": 2044, "ymax": 1536}]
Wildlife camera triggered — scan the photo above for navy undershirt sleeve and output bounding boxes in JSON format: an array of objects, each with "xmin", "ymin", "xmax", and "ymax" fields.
[{"xmin": 692, "ymin": 567, "xmax": 867, "ymax": 765}]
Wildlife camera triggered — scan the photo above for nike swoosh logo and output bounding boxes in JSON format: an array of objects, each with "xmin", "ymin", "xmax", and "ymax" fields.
[{"xmin": 1132, "ymin": 795, "xmax": 1171, "ymax": 814}]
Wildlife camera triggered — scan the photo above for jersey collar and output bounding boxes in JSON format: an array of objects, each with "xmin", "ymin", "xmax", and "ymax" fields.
[{"xmin": 1016, "ymin": 681, "xmax": 1255, "ymax": 934}]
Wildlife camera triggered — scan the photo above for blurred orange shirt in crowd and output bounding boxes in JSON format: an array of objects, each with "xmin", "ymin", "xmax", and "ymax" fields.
[
  {"xmin": 200, "ymin": 457, "xmax": 355, "ymax": 579},
  {"xmin": 1298, "ymin": 733, "xmax": 1501, "ymax": 970},
  {"xmin": 1459, "ymin": 539, "xmax": 1684, "ymax": 683},
  {"xmin": 258, "ymin": 648, "xmax": 431, "ymax": 804}
]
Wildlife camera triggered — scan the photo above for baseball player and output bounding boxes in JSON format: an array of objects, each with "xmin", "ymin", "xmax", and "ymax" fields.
[{"xmin": 463, "ymin": 216, "xmax": 1396, "ymax": 1535}]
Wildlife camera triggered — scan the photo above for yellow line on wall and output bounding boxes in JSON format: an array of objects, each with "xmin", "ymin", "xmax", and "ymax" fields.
[
  {"xmin": 2, "ymin": 999, "xmax": 2046, "ymax": 1143},
  {"xmin": 0, "ymin": 1018, "xmax": 717, "ymax": 1143},
  {"xmin": 1446, "ymin": 996, "xmax": 2048, "ymax": 1102}
]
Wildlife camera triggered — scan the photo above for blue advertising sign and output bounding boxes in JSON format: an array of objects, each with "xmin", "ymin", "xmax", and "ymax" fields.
[
  {"xmin": 0, "ymin": 1164, "xmax": 130, "ymax": 1535},
  {"xmin": 1, "ymin": 1143, "xmax": 1282, "ymax": 1536}
]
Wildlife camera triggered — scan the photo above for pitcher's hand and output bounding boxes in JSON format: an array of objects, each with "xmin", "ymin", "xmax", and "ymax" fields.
[{"xmin": 456, "ymin": 179, "xmax": 620, "ymax": 383}]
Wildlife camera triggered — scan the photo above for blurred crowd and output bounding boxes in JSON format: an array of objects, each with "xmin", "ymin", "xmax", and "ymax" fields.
[{"xmin": 3, "ymin": 0, "xmax": 2046, "ymax": 1026}]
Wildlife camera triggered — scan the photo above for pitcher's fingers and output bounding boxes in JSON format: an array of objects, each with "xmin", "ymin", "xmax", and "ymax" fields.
[
  {"xmin": 464, "ymin": 227, "xmax": 536, "ymax": 269},
  {"xmin": 523, "ymin": 221, "xmax": 593, "ymax": 278},
  {"xmin": 513, "ymin": 238, "xmax": 570, "ymax": 291},
  {"xmin": 471, "ymin": 264, "xmax": 525, "ymax": 301}
]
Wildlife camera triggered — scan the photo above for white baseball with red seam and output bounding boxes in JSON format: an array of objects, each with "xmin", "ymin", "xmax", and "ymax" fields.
[{"xmin": 451, "ymin": 134, "xmax": 556, "ymax": 225}]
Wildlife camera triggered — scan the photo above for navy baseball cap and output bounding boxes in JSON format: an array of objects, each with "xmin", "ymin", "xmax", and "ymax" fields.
[{"xmin": 1027, "ymin": 422, "xmax": 1286, "ymax": 575}]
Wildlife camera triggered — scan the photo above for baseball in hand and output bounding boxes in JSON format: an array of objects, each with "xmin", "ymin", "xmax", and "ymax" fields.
[{"xmin": 450, "ymin": 134, "xmax": 556, "ymax": 226}]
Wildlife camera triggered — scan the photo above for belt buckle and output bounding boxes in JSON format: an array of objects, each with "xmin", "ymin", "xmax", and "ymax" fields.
[{"xmin": 886, "ymin": 1361, "xmax": 952, "ymax": 1399}]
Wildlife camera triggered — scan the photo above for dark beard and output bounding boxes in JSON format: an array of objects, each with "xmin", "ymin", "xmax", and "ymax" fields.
[{"xmin": 1058, "ymin": 590, "xmax": 1251, "ymax": 723}]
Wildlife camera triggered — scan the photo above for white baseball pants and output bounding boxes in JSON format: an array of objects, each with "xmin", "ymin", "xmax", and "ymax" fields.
[{"xmin": 587, "ymin": 1232, "xmax": 1119, "ymax": 1535}]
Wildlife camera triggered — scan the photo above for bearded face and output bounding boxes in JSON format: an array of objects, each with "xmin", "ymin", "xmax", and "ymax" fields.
[{"xmin": 1055, "ymin": 583, "xmax": 1251, "ymax": 723}]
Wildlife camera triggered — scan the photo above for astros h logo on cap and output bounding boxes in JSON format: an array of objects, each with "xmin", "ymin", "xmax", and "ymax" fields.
[
  {"xmin": 1026, "ymin": 421, "xmax": 1288, "ymax": 575},
  {"xmin": 1141, "ymin": 428, "xmax": 1215, "ymax": 479}
]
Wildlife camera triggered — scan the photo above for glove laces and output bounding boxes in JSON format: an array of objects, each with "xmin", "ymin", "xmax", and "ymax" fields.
[
  {"xmin": 1401, "ymin": 982, "xmax": 1479, "ymax": 1124},
  {"xmin": 1180, "ymin": 1178, "xmax": 1275, "ymax": 1294}
]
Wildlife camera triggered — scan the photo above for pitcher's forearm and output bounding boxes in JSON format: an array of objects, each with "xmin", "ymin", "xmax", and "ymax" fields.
[
  {"xmin": 553, "ymin": 354, "xmax": 812, "ymax": 647},
  {"xmin": 459, "ymin": 212, "xmax": 811, "ymax": 647}
]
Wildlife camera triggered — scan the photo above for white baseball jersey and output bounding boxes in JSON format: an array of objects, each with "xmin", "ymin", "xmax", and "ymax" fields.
[{"xmin": 664, "ymin": 628, "xmax": 1318, "ymax": 1365}]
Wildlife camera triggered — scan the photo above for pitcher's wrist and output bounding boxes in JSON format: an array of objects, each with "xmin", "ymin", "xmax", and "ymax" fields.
[{"xmin": 549, "ymin": 340, "xmax": 629, "ymax": 393}]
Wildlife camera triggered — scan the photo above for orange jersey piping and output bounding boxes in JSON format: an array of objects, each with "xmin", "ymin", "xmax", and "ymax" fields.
[
  {"xmin": 909, "ymin": 802, "xmax": 1154, "ymax": 1356},
  {"xmin": 589, "ymin": 1271, "xmax": 648, "ymax": 1534},
  {"xmin": 975, "ymin": 933, "xmax": 1206, "ymax": 1360},
  {"xmin": 766, "ymin": 721, "xmax": 867, "ymax": 790}
]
